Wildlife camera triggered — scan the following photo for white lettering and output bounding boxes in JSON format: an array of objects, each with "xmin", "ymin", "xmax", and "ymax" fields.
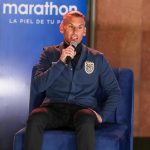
[
  {"xmin": 36, "ymin": 19, "xmax": 44, "ymax": 24},
  {"xmin": 3, "ymin": 3, "xmax": 17, "ymax": 14},
  {"xmin": 59, "ymin": 5, "xmax": 68, "ymax": 16},
  {"xmin": 57, "ymin": 20, "xmax": 61, "ymax": 24},
  {"xmin": 47, "ymin": 19, "xmax": 55, "ymax": 24},
  {"xmin": 2, "ymin": 2, "xmax": 78, "ymax": 16},
  {"xmin": 18, "ymin": 4, "xmax": 28, "ymax": 15},
  {"xmin": 9, "ymin": 18, "xmax": 17, "ymax": 24},
  {"xmin": 20, "ymin": 19, "xmax": 34, "ymax": 24},
  {"xmin": 69, "ymin": 6, "xmax": 77, "ymax": 11},
  {"xmin": 49, "ymin": 2, "xmax": 58, "ymax": 15},
  {"xmin": 34, "ymin": 4, "xmax": 44, "ymax": 15},
  {"xmin": 29, "ymin": 5, "xmax": 34, "ymax": 15},
  {"xmin": 44, "ymin": 2, "xmax": 49, "ymax": 15}
]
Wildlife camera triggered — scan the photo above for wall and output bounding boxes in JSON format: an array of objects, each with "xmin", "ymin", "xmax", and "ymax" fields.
[{"xmin": 95, "ymin": 0, "xmax": 150, "ymax": 136}]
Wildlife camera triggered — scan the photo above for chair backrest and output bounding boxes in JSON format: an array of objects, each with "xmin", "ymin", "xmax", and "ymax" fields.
[
  {"xmin": 114, "ymin": 68, "xmax": 134, "ymax": 150},
  {"xmin": 29, "ymin": 66, "xmax": 134, "ymax": 131},
  {"xmin": 114, "ymin": 68, "xmax": 134, "ymax": 125},
  {"xmin": 29, "ymin": 65, "xmax": 46, "ymax": 112}
]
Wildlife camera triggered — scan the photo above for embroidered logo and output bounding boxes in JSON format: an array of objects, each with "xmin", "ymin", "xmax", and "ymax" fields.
[{"xmin": 84, "ymin": 61, "xmax": 94, "ymax": 74}]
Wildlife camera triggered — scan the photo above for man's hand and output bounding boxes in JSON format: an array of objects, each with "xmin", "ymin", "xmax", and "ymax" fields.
[
  {"xmin": 60, "ymin": 45, "xmax": 76, "ymax": 64},
  {"xmin": 88, "ymin": 108, "xmax": 103, "ymax": 123}
]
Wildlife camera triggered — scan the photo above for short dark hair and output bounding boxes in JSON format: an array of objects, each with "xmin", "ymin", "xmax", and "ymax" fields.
[{"xmin": 63, "ymin": 10, "xmax": 85, "ymax": 22}]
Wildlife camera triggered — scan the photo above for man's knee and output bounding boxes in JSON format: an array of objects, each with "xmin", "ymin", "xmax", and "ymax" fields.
[
  {"xmin": 27, "ymin": 107, "xmax": 48, "ymax": 126},
  {"xmin": 74, "ymin": 109, "xmax": 96, "ymax": 125}
]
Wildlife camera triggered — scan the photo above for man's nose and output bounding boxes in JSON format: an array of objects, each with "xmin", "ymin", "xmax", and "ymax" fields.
[{"xmin": 73, "ymin": 27, "xmax": 78, "ymax": 33}]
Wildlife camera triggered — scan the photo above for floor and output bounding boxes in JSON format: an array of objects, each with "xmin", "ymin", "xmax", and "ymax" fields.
[{"xmin": 134, "ymin": 137, "xmax": 150, "ymax": 150}]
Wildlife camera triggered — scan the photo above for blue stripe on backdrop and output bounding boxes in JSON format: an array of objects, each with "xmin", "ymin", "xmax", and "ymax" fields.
[{"xmin": 0, "ymin": 0, "xmax": 87, "ymax": 149}]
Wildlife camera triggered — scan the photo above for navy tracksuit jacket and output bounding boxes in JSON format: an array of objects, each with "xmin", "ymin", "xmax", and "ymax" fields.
[{"xmin": 33, "ymin": 42, "xmax": 121, "ymax": 122}]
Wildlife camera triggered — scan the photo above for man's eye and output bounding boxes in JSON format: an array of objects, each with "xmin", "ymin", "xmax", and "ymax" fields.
[
  {"xmin": 68, "ymin": 25, "xmax": 74, "ymax": 29},
  {"xmin": 78, "ymin": 26, "xmax": 83, "ymax": 29}
]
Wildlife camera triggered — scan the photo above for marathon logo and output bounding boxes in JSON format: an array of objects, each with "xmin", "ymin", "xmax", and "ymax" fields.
[{"xmin": 2, "ymin": 2, "xmax": 77, "ymax": 16}]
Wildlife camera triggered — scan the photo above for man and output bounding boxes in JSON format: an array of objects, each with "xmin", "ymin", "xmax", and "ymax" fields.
[{"xmin": 24, "ymin": 10, "xmax": 121, "ymax": 150}]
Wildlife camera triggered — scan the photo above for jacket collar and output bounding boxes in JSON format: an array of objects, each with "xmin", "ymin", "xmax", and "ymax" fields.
[{"xmin": 76, "ymin": 44, "xmax": 88, "ymax": 70}]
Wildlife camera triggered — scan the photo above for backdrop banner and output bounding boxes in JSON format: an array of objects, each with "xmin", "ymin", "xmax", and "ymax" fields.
[{"xmin": 0, "ymin": 0, "xmax": 87, "ymax": 149}]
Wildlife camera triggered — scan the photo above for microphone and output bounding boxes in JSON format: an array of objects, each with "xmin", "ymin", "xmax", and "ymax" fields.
[
  {"xmin": 70, "ymin": 41, "xmax": 78, "ymax": 49},
  {"xmin": 66, "ymin": 41, "xmax": 78, "ymax": 64}
]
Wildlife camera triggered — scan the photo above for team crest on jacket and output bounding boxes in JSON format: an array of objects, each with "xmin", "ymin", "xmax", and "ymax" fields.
[{"xmin": 84, "ymin": 61, "xmax": 94, "ymax": 74}]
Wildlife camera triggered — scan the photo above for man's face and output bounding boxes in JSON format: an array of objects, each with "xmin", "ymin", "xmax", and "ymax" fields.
[{"xmin": 60, "ymin": 16, "xmax": 86, "ymax": 44}]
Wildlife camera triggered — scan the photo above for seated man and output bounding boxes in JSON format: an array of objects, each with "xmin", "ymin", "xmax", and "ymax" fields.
[{"xmin": 24, "ymin": 10, "xmax": 121, "ymax": 150}]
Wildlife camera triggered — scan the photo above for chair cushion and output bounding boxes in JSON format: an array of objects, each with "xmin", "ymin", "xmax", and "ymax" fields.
[
  {"xmin": 96, "ymin": 123, "xmax": 128, "ymax": 150},
  {"xmin": 14, "ymin": 124, "xmax": 128, "ymax": 150}
]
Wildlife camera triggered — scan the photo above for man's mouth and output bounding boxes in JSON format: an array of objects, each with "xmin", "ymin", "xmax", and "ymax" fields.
[{"xmin": 71, "ymin": 35, "xmax": 78, "ymax": 41}]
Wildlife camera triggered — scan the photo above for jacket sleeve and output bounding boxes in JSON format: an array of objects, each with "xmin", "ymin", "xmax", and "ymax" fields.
[
  {"xmin": 98, "ymin": 55, "xmax": 122, "ymax": 122},
  {"xmin": 33, "ymin": 47, "xmax": 66, "ymax": 92}
]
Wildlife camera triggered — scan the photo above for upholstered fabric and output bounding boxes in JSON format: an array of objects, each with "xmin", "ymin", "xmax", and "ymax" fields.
[
  {"xmin": 13, "ymin": 68, "xmax": 134, "ymax": 150},
  {"xmin": 14, "ymin": 124, "xmax": 128, "ymax": 150}
]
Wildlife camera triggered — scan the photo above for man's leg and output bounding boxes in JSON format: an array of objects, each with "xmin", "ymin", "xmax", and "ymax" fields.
[
  {"xmin": 24, "ymin": 107, "xmax": 51, "ymax": 150},
  {"xmin": 74, "ymin": 109, "xmax": 97, "ymax": 150},
  {"xmin": 24, "ymin": 106, "xmax": 63, "ymax": 150}
]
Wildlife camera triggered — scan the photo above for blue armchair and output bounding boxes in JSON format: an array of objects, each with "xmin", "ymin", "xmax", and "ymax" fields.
[{"xmin": 13, "ymin": 67, "xmax": 134, "ymax": 150}]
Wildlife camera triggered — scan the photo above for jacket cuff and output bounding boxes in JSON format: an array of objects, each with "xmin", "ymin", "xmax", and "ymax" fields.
[{"xmin": 52, "ymin": 60, "xmax": 66, "ymax": 70}]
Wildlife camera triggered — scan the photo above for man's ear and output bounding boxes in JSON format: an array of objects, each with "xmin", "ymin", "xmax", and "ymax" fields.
[
  {"xmin": 83, "ymin": 27, "xmax": 86, "ymax": 36},
  {"xmin": 59, "ymin": 23, "xmax": 64, "ymax": 34}
]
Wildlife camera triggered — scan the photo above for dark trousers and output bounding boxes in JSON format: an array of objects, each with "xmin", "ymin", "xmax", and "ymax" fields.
[{"xmin": 24, "ymin": 103, "xmax": 98, "ymax": 150}]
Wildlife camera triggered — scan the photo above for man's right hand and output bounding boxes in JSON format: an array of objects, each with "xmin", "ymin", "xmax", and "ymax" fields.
[
  {"xmin": 60, "ymin": 45, "xmax": 76, "ymax": 64},
  {"xmin": 88, "ymin": 108, "xmax": 103, "ymax": 124}
]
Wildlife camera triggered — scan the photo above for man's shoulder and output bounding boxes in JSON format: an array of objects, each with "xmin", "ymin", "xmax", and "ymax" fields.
[
  {"xmin": 84, "ymin": 45, "xmax": 103, "ymax": 57},
  {"xmin": 43, "ymin": 42, "xmax": 63, "ymax": 53}
]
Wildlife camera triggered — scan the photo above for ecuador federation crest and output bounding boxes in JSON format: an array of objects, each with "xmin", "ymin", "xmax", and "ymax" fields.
[{"xmin": 84, "ymin": 61, "xmax": 94, "ymax": 74}]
